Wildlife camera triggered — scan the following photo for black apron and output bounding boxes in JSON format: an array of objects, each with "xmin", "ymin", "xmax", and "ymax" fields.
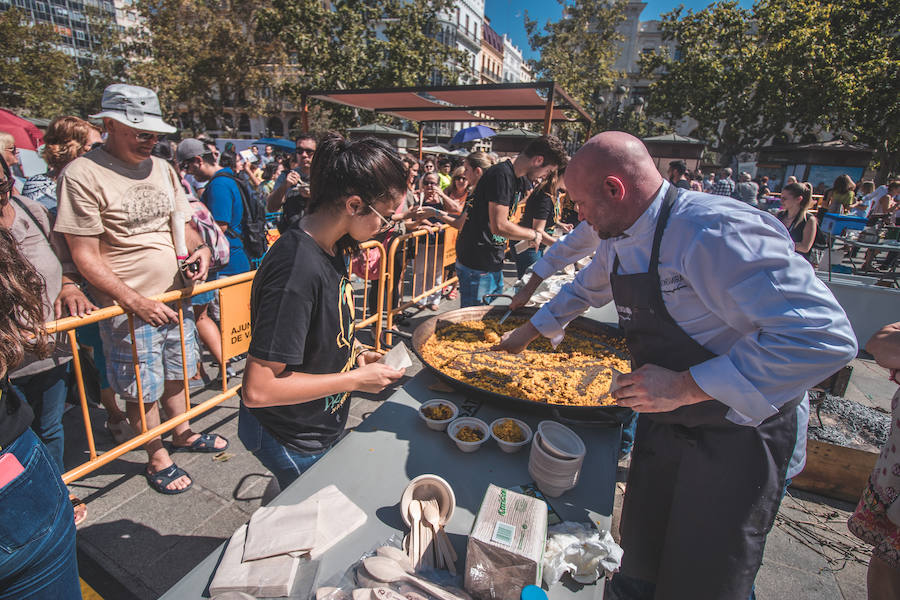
[{"xmin": 610, "ymin": 184, "xmax": 800, "ymax": 599}]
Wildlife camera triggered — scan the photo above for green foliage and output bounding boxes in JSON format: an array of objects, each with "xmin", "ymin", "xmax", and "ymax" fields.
[
  {"xmin": 69, "ymin": 7, "xmax": 130, "ymax": 119},
  {"xmin": 525, "ymin": 0, "xmax": 628, "ymax": 128},
  {"xmin": 130, "ymin": 0, "xmax": 278, "ymax": 132},
  {"xmin": 258, "ymin": 0, "xmax": 464, "ymax": 130},
  {"xmin": 0, "ymin": 9, "xmax": 76, "ymax": 117},
  {"xmin": 643, "ymin": 0, "xmax": 900, "ymax": 173}
]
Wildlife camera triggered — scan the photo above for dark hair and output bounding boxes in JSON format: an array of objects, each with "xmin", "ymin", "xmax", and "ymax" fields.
[
  {"xmin": 219, "ymin": 150, "xmax": 237, "ymax": 169},
  {"xmin": 294, "ymin": 134, "xmax": 317, "ymax": 148},
  {"xmin": 782, "ymin": 182, "xmax": 813, "ymax": 212},
  {"xmin": 832, "ymin": 174, "xmax": 854, "ymax": 194},
  {"xmin": 668, "ymin": 160, "xmax": 687, "ymax": 175},
  {"xmin": 262, "ymin": 162, "xmax": 280, "ymax": 180},
  {"xmin": 308, "ymin": 135, "xmax": 407, "ymax": 253},
  {"xmin": 0, "ymin": 161, "xmax": 52, "ymax": 377},
  {"xmin": 438, "ymin": 158, "xmax": 451, "ymax": 167},
  {"xmin": 521, "ymin": 135, "xmax": 568, "ymax": 169}
]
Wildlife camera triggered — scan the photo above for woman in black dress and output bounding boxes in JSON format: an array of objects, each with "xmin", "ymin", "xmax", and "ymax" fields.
[{"xmin": 778, "ymin": 182, "xmax": 818, "ymax": 262}]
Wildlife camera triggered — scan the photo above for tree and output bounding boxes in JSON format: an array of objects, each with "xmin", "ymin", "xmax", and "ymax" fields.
[
  {"xmin": 525, "ymin": 0, "xmax": 628, "ymax": 131},
  {"xmin": 0, "ymin": 9, "xmax": 76, "ymax": 117},
  {"xmin": 68, "ymin": 7, "xmax": 130, "ymax": 118},
  {"xmin": 644, "ymin": 0, "xmax": 900, "ymax": 175},
  {"xmin": 257, "ymin": 0, "xmax": 464, "ymax": 130},
  {"xmin": 639, "ymin": 2, "xmax": 764, "ymax": 165},
  {"xmin": 130, "ymin": 0, "xmax": 281, "ymax": 131}
]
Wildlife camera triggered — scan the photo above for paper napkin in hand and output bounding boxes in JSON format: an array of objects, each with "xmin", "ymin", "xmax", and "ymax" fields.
[{"xmin": 378, "ymin": 342, "xmax": 412, "ymax": 370}]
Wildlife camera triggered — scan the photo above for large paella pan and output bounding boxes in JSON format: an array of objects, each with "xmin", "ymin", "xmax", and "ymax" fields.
[{"xmin": 406, "ymin": 304, "xmax": 634, "ymax": 423}]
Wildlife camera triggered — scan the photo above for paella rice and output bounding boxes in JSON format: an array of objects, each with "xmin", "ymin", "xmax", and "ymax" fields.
[
  {"xmin": 421, "ymin": 318, "xmax": 630, "ymax": 407},
  {"xmin": 493, "ymin": 419, "xmax": 526, "ymax": 442},
  {"xmin": 421, "ymin": 403, "xmax": 454, "ymax": 421},
  {"xmin": 456, "ymin": 426, "xmax": 484, "ymax": 442}
]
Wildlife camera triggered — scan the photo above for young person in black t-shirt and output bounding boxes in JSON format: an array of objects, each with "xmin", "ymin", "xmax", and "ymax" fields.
[
  {"xmin": 453, "ymin": 135, "xmax": 568, "ymax": 307},
  {"xmin": 239, "ymin": 136, "xmax": 407, "ymax": 490},
  {"xmin": 513, "ymin": 170, "xmax": 574, "ymax": 279}
]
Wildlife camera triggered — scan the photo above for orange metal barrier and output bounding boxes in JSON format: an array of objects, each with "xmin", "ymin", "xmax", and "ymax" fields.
[
  {"xmin": 47, "ymin": 241, "xmax": 387, "ymax": 485},
  {"xmin": 384, "ymin": 225, "xmax": 458, "ymax": 345}
]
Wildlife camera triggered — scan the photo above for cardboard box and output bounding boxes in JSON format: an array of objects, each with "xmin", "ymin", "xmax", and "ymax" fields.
[{"xmin": 464, "ymin": 484, "xmax": 548, "ymax": 600}]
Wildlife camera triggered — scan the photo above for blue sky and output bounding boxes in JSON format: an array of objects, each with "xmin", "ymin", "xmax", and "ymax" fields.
[{"xmin": 484, "ymin": 1, "xmax": 753, "ymax": 61}]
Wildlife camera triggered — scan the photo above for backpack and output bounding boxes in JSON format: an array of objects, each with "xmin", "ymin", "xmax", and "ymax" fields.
[
  {"xmin": 189, "ymin": 201, "xmax": 230, "ymax": 272},
  {"xmin": 204, "ymin": 172, "xmax": 269, "ymax": 259}
]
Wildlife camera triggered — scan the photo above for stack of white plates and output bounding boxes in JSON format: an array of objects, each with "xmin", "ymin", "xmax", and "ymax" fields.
[{"xmin": 527, "ymin": 421, "xmax": 586, "ymax": 497}]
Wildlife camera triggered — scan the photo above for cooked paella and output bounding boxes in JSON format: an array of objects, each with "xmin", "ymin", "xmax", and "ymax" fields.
[{"xmin": 420, "ymin": 318, "xmax": 631, "ymax": 407}]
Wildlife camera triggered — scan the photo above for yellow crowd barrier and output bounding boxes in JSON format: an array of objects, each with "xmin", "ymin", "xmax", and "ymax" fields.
[
  {"xmin": 384, "ymin": 224, "xmax": 458, "ymax": 345},
  {"xmin": 47, "ymin": 239, "xmax": 387, "ymax": 485}
]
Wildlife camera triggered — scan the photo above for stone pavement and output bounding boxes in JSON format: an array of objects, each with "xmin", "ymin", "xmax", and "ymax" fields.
[{"xmin": 63, "ymin": 274, "xmax": 885, "ymax": 600}]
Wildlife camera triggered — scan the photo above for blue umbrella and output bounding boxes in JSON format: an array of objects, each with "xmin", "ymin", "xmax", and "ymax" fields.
[
  {"xmin": 255, "ymin": 137, "xmax": 296, "ymax": 152},
  {"xmin": 450, "ymin": 125, "xmax": 496, "ymax": 145}
]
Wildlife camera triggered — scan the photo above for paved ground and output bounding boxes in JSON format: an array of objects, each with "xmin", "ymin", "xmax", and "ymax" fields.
[{"xmin": 63, "ymin": 268, "xmax": 888, "ymax": 600}]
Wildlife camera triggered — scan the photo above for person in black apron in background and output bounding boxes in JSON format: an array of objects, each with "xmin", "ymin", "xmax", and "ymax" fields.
[{"xmin": 496, "ymin": 132, "xmax": 858, "ymax": 599}]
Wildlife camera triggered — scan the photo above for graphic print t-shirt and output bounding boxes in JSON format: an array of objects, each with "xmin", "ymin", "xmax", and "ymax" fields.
[
  {"xmin": 54, "ymin": 148, "xmax": 191, "ymax": 306},
  {"xmin": 456, "ymin": 160, "xmax": 525, "ymax": 272},
  {"xmin": 247, "ymin": 228, "xmax": 355, "ymax": 454}
]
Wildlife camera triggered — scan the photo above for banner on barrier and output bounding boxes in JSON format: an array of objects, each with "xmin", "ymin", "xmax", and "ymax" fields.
[
  {"xmin": 443, "ymin": 226, "xmax": 457, "ymax": 268},
  {"xmin": 219, "ymin": 280, "xmax": 253, "ymax": 359}
]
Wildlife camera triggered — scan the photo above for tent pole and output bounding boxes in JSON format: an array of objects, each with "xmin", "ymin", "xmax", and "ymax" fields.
[
  {"xmin": 542, "ymin": 85, "xmax": 556, "ymax": 135},
  {"xmin": 301, "ymin": 95, "xmax": 309, "ymax": 134}
]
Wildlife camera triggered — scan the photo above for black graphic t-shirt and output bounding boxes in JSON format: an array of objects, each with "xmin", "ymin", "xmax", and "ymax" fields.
[
  {"xmin": 520, "ymin": 190, "xmax": 558, "ymax": 240},
  {"xmin": 247, "ymin": 228, "xmax": 355, "ymax": 454},
  {"xmin": 456, "ymin": 160, "xmax": 526, "ymax": 272}
]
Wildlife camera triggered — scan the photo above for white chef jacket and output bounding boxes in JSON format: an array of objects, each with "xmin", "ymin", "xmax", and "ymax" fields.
[
  {"xmin": 532, "ymin": 220, "xmax": 599, "ymax": 280},
  {"xmin": 531, "ymin": 181, "xmax": 858, "ymax": 427}
]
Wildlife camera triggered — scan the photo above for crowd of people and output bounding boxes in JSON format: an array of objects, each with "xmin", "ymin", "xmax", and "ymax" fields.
[{"xmin": 1, "ymin": 81, "xmax": 899, "ymax": 599}]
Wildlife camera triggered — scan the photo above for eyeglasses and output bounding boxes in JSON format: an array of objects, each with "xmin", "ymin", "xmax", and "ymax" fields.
[
  {"xmin": 134, "ymin": 131, "xmax": 160, "ymax": 142},
  {"xmin": 365, "ymin": 202, "xmax": 394, "ymax": 233},
  {"xmin": 87, "ymin": 142, "xmax": 103, "ymax": 151},
  {"xmin": 454, "ymin": 176, "xmax": 466, "ymax": 181},
  {"xmin": 423, "ymin": 181, "xmax": 439, "ymax": 187},
  {"xmin": 296, "ymin": 147, "xmax": 315, "ymax": 156}
]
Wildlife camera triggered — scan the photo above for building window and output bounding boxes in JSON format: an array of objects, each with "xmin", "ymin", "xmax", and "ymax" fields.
[
  {"xmin": 465, "ymin": 14, "xmax": 469, "ymax": 34},
  {"xmin": 456, "ymin": 7, "xmax": 459, "ymax": 25},
  {"xmin": 75, "ymin": 30, "xmax": 85, "ymax": 40}
]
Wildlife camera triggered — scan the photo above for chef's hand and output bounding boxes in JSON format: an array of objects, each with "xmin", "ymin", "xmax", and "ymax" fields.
[
  {"xmin": 353, "ymin": 363, "xmax": 405, "ymax": 393},
  {"xmin": 492, "ymin": 321, "xmax": 540, "ymax": 354},
  {"xmin": 356, "ymin": 349, "xmax": 383, "ymax": 368},
  {"xmin": 612, "ymin": 364, "xmax": 712, "ymax": 413},
  {"xmin": 508, "ymin": 274, "xmax": 543, "ymax": 312}
]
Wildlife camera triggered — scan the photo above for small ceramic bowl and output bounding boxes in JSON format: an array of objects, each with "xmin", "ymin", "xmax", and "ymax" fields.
[
  {"xmin": 418, "ymin": 400, "xmax": 459, "ymax": 431},
  {"xmin": 489, "ymin": 417, "xmax": 533, "ymax": 453},
  {"xmin": 400, "ymin": 474, "xmax": 456, "ymax": 527},
  {"xmin": 447, "ymin": 417, "xmax": 489, "ymax": 453}
]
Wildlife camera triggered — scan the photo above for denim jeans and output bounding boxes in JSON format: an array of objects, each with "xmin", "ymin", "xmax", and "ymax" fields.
[
  {"xmin": 456, "ymin": 261, "xmax": 504, "ymax": 308},
  {"xmin": 11, "ymin": 362, "xmax": 72, "ymax": 473},
  {"xmin": 238, "ymin": 402, "xmax": 326, "ymax": 490},
  {"xmin": 513, "ymin": 247, "xmax": 544, "ymax": 280},
  {"xmin": 0, "ymin": 429, "xmax": 80, "ymax": 599},
  {"xmin": 620, "ymin": 412, "xmax": 638, "ymax": 457}
]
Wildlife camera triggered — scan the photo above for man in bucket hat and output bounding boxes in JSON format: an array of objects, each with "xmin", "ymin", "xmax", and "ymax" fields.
[{"xmin": 54, "ymin": 84, "xmax": 228, "ymax": 495}]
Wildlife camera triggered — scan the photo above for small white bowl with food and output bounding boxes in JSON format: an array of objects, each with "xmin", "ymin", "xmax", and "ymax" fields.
[
  {"xmin": 418, "ymin": 400, "xmax": 459, "ymax": 431},
  {"xmin": 447, "ymin": 417, "xmax": 489, "ymax": 452},
  {"xmin": 489, "ymin": 417, "xmax": 533, "ymax": 453}
]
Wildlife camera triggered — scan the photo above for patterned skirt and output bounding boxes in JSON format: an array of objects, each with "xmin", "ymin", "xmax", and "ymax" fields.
[{"xmin": 848, "ymin": 477, "xmax": 900, "ymax": 568}]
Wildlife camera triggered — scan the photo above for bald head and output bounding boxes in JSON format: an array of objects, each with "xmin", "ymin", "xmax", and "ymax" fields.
[{"xmin": 566, "ymin": 132, "xmax": 664, "ymax": 239}]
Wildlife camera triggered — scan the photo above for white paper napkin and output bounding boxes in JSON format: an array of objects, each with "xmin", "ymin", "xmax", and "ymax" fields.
[
  {"xmin": 243, "ymin": 499, "xmax": 319, "ymax": 562},
  {"xmin": 378, "ymin": 342, "xmax": 412, "ymax": 370},
  {"xmin": 210, "ymin": 525, "xmax": 299, "ymax": 598}
]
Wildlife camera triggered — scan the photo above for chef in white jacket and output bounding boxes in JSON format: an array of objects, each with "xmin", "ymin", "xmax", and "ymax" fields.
[{"xmin": 496, "ymin": 132, "xmax": 857, "ymax": 599}]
